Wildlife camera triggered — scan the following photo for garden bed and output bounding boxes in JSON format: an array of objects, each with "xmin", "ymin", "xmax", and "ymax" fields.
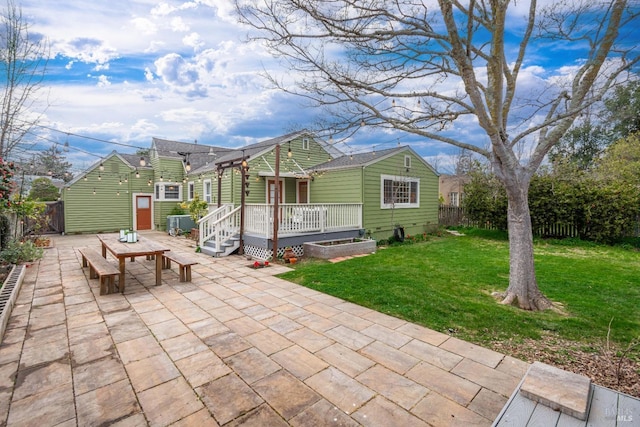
[{"xmin": 303, "ymin": 238, "xmax": 376, "ymax": 259}]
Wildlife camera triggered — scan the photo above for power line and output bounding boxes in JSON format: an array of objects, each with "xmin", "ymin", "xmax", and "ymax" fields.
[{"xmin": 33, "ymin": 123, "xmax": 147, "ymax": 150}]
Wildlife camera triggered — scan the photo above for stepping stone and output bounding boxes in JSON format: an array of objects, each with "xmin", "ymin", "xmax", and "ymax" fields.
[{"xmin": 520, "ymin": 362, "xmax": 591, "ymax": 420}]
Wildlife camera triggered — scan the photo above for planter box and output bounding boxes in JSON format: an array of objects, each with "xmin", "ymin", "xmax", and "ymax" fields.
[
  {"xmin": 0, "ymin": 265, "xmax": 26, "ymax": 344},
  {"xmin": 303, "ymin": 238, "xmax": 376, "ymax": 259}
]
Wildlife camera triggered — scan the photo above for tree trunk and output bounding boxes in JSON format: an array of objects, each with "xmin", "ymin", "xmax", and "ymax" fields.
[{"xmin": 500, "ymin": 179, "xmax": 553, "ymax": 311}]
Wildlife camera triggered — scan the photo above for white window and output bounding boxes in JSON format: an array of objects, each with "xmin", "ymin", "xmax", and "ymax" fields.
[
  {"xmin": 381, "ymin": 175, "xmax": 419, "ymax": 208},
  {"xmin": 302, "ymin": 138, "xmax": 310, "ymax": 150},
  {"xmin": 203, "ymin": 179, "xmax": 212, "ymax": 203},
  {"xmin": 155, "ymin": 183, "xmax": 182, "ymax": 201},
  {"xmin": 449, "ymin": 192, "xmax": 459, "ymax": 207},
  {"xmin": 188, "ymin": 182, "xmax": 195, "ymax": 200},
  {"xmin": 404, "ymin": 155, "xmax": 411, "ymax": 169}
]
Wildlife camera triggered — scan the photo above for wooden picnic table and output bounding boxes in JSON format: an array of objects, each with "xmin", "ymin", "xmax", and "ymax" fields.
[{"xmin": 96, "ymin": 233, "xmax": 170, "ymax": 293}]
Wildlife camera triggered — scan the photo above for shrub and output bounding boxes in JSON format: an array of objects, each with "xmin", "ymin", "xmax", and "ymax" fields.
[
  {"xmin": 0, "ymin": 214, "xmax": 10, "ymax": 251},
  {"xmin": 0, "ymin": 239, "xmax": 43, "ymax": 264}
]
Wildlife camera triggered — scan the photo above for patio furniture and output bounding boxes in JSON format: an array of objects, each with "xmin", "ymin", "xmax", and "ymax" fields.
[
  {"xmin": 162, "ymin": 252, "xmax": 198, "ymax": 282},
  {"xmin": 97, "ymin": 233, "xmax": 170, "ymax": 293},
  {"xmin": 78, "ymin": 248, "xmax": 120, "ymax": 295}
]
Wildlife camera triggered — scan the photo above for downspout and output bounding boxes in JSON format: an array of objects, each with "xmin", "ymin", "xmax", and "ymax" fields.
[
  {"xmin": 217, "ymin": 166, "xmax": 222, "ymax": 208},
  {"xmin": 361, "ymin": 166, "xmax": 365, "ymax": 232}
]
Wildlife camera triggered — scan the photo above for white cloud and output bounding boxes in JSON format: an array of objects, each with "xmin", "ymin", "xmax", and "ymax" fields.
[
  {"xmin": 183, "ymin": 32, "xmax": 204, "ymax": 50},
  {"xmin": 96, "ymin": 75, "xmax": 111, "ymax": 87},
  {"xmin": 171, "ymin": 17, "xmax": 190, "ymax": 32},
  {"xmin": 131, "ymin": 17, "xmax": 157, "ymax": 35}
]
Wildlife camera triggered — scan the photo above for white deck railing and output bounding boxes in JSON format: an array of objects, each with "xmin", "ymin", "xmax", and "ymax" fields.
[
  {"xmin": 244, "ymin": 203, "xmax": 362, "ymax": 237},
  {"xmin": 198, "ymin": 204, "xmax": 239, "ymax": 248}
]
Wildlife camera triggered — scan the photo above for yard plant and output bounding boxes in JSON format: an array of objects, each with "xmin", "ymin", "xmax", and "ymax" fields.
[{"xmin": 279, "ymin": 228, "xmax": 640, "ymax": 395}]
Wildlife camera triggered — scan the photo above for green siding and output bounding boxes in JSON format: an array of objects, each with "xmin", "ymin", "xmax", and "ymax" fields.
[
  {"xmin": 310, "ymin": 169, "xmax": 363, "ymax": 203},
  {"xmin": 362, "ymin": 151, "xmax": 438, "ymax": 240},
  {"xmin": 63, "ymin": 156, "xmax": 153, "ymax": 233}
]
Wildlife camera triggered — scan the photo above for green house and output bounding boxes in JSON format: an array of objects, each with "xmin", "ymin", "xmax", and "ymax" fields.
[{"xmin": 62, "ymin": 131, "xmax": 439, "ymax": 258}]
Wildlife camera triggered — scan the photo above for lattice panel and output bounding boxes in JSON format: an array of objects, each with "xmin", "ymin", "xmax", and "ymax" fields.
[
  {"xmin": 277, "ymin": 245, "xmax": 303, "ymax": 258},
  {"xmin": 244, "ymin": 244, "xmax": 304, "ymax": 260},
  {"xmin": 244, "ymin": 245, "xmax": 271, "ymax": 261}
]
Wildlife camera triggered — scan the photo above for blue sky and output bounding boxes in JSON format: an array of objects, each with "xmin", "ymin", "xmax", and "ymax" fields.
[{"xmin": 13, "ymin": 0, "xmax": 639, "ymax": 175}]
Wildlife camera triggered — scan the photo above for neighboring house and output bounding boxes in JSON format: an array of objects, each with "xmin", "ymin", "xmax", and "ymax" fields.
[
  {"xmin": 62, "ymin": 131, "xmax": 439, "ymax": 258},
  {"xmin": 439, "ymin": 174, "xmax": 469, "ymax": 206}
]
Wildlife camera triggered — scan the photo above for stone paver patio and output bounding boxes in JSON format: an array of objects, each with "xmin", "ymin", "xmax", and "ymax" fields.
[{"xmin": 0, "ymin": 231, "xmax": 531, "ymax": 426}]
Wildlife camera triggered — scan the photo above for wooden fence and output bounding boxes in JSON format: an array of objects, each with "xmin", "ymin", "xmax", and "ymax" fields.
[{"xmin": 439, "ymin": 205, "xmax": 580, "ymax": 238}]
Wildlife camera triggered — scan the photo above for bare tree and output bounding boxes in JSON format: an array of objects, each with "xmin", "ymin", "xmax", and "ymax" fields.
[
  {"xmin": 0, "ymin": 0, "xmax": 48, "ymax": 158},
  {"xmin": 235, "ymin": 0, "xmax": 639, "ymax": 310}
]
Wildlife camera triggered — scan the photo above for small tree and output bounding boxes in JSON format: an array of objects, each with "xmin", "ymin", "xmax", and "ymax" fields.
[
  {"xmin": 179, "ymin": 193, "xmax": 209, "ymax": 222},
  {"xmin": 33, "ymin": 145, "xmax": 73, "ymax": 182},
  {"xmin": 28, "ymin": 177, "xmax": 59, "ymax": 201}
]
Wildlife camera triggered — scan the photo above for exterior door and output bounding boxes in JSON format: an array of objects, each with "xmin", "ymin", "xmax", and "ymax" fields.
[
  {"xmin": 136, "ymin": 195, "xmax": 152, "ymax": 230},
  {"xmin": 267, "ymin": 179, "xmax": 283, "ymax": 204},
  {"xmin": 297, "ymin": 181, "xmax": 309, "ymax": 204}
]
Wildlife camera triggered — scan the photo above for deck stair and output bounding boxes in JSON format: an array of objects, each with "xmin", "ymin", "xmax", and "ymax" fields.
[{"xmin": 197, "ymin": 204, "xmax": 241, "ymax": 257}]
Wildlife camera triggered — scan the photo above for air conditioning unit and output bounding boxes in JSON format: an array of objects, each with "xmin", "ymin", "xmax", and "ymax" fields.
[{"xmin": 166, "ymin": 215, "xmax": 196, "ymax": 234}]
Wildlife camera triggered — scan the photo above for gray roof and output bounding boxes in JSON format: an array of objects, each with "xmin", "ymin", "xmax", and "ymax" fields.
[
  {"xmin": 152, "ymin": 137, "xmax": 233, "ymax": 172},
  {"xmin": 212, "ymin": 130, "xmax": 343, "ymax": 170},
  {"xmin": 119, "ymin": 153, "xmax": 150, "ymax": 169},
  {"xmin": 310, "ymin": 145, "xmax": 439, "ymax": 175},
  {"xmin": 311, "ymin": 146, "xmax": 404, "ymax": 171}
]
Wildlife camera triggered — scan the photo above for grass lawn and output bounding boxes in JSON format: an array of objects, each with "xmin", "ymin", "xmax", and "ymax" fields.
[{"xmin": 278, "ymin": 228, "xmax": 640, "ymax": 351}]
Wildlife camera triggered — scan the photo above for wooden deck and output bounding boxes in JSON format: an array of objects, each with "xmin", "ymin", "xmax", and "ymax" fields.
[{"xmin": 494, "ymin": 383, "xmax": 639, "ymax": 426}]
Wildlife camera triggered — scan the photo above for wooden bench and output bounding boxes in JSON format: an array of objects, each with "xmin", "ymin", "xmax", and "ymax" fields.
[
  {"xmin": 162, "ymin": 252, "xmax": 198, "ymax": 282},
  {"xmin": 79, "ymin": 248, "xmax": 120, "ymax": 295}
]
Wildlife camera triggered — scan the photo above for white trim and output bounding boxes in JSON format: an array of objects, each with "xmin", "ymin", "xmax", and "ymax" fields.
[
  {"xmin": 380, "ymin": 174, "xmax": 420, "ymax": 209},
  {"xmin": 302, "ymin": 137, "xmax": 310, "ymax": 150},
  {"xmin": 188, "ymin": 182, "xmax": 195, "ymax": 200},
  {"xmin": 203, "ymin": 179, "xmax": 212, "ymax": 203},
  {"xmin": 154, "ymin": 182, "xmax": 182, "ymax": 201},
  {"xmin": 266, "ymin": 178, "xmax": 285, "ymax": 203},
  {"xmin": 404, "ymin": 155, "xmax": 411, "ymax": 169}
]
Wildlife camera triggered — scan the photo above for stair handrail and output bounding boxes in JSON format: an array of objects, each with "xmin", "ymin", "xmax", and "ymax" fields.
[
  {"xmin": 212, "ymin": 206, "xmax": 241, "ymax": 253},
  {"xmin": 197, "ymin": 204, "xmax": 233, "ymax": 246}
]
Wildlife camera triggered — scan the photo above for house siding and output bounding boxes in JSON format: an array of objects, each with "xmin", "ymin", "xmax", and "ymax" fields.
[
  {"xmin": 362, "ymin": 151, "xmax": 438, "ymax": 240},
  {"xmin": 309, "ymin": 169, "xmax": 363, "ymax": 203},
  {"xmin": 63, "ymin": 156, "xmax": 154, "ymax": 233}
]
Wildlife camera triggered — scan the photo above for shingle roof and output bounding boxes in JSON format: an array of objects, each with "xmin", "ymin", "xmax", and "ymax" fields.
[
  {"xmin": 119, "ymin": 153, "xmax": 150, "ymax": 169},
  {"xmin": 213, "ymin": 130, "xmax": 343, "ymax": 168},
  {"xmin": 152, "ymin": 137, "xmax": 233, "ymax": 171},
  {"xmin": 311, "ymin": 146, "xmax": 404, "ymax": 171}
]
